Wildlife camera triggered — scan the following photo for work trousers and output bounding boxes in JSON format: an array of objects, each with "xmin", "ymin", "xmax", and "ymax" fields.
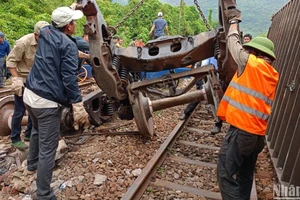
[
  {"xmin": 183, "ymin": 79, "xmax": 204, "ymax": 115},
  {"xmin": 184, "ymin": 101, "xmax": 199, "ymax": 115},
  {"xmin": 0, "ymin": 57, "xmax": 4, "ymax": 87},
  {"xmin": 10, "ymin": 94, "xmax": 32, "ymax": 143},
  {"xmin": 217, "ymin": 126, "xmax": 264, "ymax": 200},
  {"xmin": 25, "ymin": 105, "xmax": 61, "ymax": 200}
]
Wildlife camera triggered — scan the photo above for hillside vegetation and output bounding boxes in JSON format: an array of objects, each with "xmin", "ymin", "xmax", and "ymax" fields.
[
  {"xmin": 115, "ymin": 0, "xmax": 289, "ymax": 36},
  {"xmin": 0, "ymin": 0, "xmax": 288, "ymax": 47},
  {"xmin": 160, "ymin": 0, "xmax": 289, "ymax": 36},
  {"xmin": 0, "ymin": 0, "xmax": 72, "ymax": 44},
  {"xmin": 0, "ymin": 0, "xmax": 217, "ymax": 46}
]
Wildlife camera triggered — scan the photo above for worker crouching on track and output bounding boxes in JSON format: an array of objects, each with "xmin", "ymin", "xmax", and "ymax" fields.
[
  {"xmin": 216, "ymin": 9, "xmax": 279, "ymax": 200},
  {"xmin": 23, "ymin": 6, "xmax": 90, "ymax": 200}
]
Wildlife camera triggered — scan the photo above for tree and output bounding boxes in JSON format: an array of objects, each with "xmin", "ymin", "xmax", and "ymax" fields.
[{"xmin": 0, "ymin": 0, "xmax": 218, "ymax": 47}]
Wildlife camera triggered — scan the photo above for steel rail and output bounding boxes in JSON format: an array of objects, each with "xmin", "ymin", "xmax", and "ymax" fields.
[{"xmin": 122, "ymin": 111, "xmax": 192, "ymax": 200}]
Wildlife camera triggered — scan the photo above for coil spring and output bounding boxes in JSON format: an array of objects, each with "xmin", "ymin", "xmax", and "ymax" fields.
[
  {"xmin": 119, "ymin": 67, "xmax": 130, "ymax": 83},
  {"xmin": 106, "ymin": 103, "xmax": 114, "ymax": 116},
  {"xmin": 214, "ymin": 39, "xmax": 220, "ymax": 59},
  {"xmin": 112, "ymin": 56, "xmax": 120, "ymax": 70}
]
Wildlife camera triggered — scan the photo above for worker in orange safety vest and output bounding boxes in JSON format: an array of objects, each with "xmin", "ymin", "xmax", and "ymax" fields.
[{"xmin": 216, "ymin": 8, "xmax": 279, "ymax": 200}]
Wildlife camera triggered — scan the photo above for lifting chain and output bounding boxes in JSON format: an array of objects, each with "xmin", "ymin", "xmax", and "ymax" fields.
[
  {"xmin": 194, "ymin": 0, "xmax": 211, "ymax": 30},
  {"xmin": 114, "ymin": 0, "xmax": 144, "ymax": 31}
]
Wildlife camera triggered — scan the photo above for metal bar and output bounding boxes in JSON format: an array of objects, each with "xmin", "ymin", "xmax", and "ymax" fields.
[
  {"xmin": 130, "ymin": 65, "xmax": 214, "ymax": 91},
  {"xmin": 266, "ymin": 0, "xmax": 300, "ymax": 187},
  {"xmin": 266, "ymin": 141, "xmax": 284, "ymax": 184},
  {"xmin": 268, "ymin": 1, "xmax": 296, "ymax": 149},
  {"xmin": 151, "ymin": 89, "xmax": 205, "ymax": 112},
  {"xmin": 271, "ymin": 1, "xmax": 300, "ymax": 158},
  {"xmin": 267, "ymin": 1, "xmax": 290, "ymax": 142},
  {"xmin": 290, "ymin": 146, "xmax": 300, "ymax": 185},
  {"xmin": 281, "ymin": 109, "xmax": 300, "ymax": 183},
  {"xmin": 276, "ymin": 54, "xmax": 300, "ymax": 167}
]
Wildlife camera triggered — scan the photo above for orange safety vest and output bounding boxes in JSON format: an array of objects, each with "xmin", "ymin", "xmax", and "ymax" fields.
[{"xmin": 217, "ymin": 54, "xmax": 279, "ymax": 135}]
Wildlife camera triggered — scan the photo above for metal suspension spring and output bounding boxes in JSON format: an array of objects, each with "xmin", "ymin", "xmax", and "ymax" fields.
[
  {"xmin": 119, "ymin": 67, "xmax": 130, "ymax": 83},
  {"xmin": 112, "ymin": 56, "xmax": 120, "ymax": 71},
  {"xmin": 214, "ymin": 39, "xmax": 220, "ymax": 59},
  {"xmin": 106, "ymin": 103, "xmax": 114, "ymax": 116}
]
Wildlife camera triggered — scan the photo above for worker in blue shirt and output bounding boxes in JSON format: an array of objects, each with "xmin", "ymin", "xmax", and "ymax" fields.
[
  {"xmin": 149, "ymin": 12, "xmax": 169, "ymax": 39},
  {"xmin": 0, "ymin": 32, "xmax": 10, "ymax": 87}
]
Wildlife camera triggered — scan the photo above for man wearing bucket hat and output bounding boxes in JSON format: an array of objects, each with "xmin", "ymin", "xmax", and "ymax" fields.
[
  {"xmin": 149, "ymin": 11, "xmax": 169, "ymax": 39},
  {"xmin": 23, "ymin": 5, "xmax": 89, "ymax": 199},
  {"xmin": 6, "ymin": 21, "xmax": 49, "ymax": 151},
  {"xmin": 216, "ymin": 8, "xmax": 279, "ymax": 200}
]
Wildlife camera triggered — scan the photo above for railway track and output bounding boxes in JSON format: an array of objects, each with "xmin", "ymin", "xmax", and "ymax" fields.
[{"xmin": 122, "ymin": 103, "xmax": 258, "ymax": 200}]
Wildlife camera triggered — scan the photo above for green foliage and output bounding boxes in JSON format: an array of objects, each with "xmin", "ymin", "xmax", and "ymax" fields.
[
  {"xmin": 167, "ymin": 147, "xmax": 175, "ymax": 155},
  {"xmin": 154, "ymin": 110, "xmax": 161, "ymax": 117},
  {"xmin": 146, "ymin": 187, "xmax": 153, "ymax": 194},
  {"xmin": 0, "ymin": 0, "xmax": 218, "ymax": 47},
  {"xmin": 105, "ymin": 0, "xmax": 218, "ymax": 45},
  {"xmin": 160, "ymin": 0, "xmax": 289, "ymax": 37},
  {"xmin": 157, "ymin": 165, "xmax": 167, "ymax": 175}
]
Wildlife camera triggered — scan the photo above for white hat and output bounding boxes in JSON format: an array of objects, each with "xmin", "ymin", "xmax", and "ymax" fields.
[
  {"xmin": 51, "ymin": 7, "xmax": 83, "ymax": 28},
  {"xmin": 158, "ymin": 12, "xmax": 163, "ymax": 17}
]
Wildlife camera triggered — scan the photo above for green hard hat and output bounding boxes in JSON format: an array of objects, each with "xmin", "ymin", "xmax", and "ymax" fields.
[{"xmin": 244, "ymin": 36, "xmax": 276, "ymax": 60}]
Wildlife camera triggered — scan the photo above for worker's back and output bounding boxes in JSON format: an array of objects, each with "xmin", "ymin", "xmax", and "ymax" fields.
[{"xmin": 153, "ymin": 18, "xmax": 167, "ymax": 37}]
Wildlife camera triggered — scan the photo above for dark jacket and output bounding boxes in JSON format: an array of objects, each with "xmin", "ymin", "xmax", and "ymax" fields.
[{"xmin": 26, "ymin": 25, "xmax": 82, "ymax": 106}]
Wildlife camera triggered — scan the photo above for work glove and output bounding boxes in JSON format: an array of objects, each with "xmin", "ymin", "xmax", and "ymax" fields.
[
  {"xmin": 225, "ymin": 8, "xmax": 242, "ymax": 23},
  {"xmin": 72, "ymin": 102, "xmax": 90, "ymax": 130},
  {"xmin": 11, "ymin": 77, "xmax": 24, "ymax": 97}
]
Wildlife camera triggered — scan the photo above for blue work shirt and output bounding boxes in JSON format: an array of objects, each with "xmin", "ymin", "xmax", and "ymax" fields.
[
  {"xmin": 153, "ymin": 18, "xmax": 168, "ymax": 37},
  {"xmin": 202, "ymin": 57, "xmax": 218, "ymax": 69},
  {"xmin": 0, "ymin": 40, "xmax": 10, "ymax": 58},
  {"xmin": 209, "ymin": 57, "xmax": 218, "ymax": 69},
  {"xmin": 74, "ymin": 36, "xmax": 89, "ymax": 52}
]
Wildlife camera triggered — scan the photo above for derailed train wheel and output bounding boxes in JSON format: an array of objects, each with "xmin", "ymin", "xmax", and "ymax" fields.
[
  {"xmin": 0, "ymin": 95, "xmax": 14, "ymax": 136},
  {"xmin": 132, "ymin": 92, "xmax": 154, "ymax": 138}
]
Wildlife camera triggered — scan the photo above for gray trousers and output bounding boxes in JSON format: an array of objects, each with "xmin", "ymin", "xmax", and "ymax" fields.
[
  {"xmin": 25, "ymin": 104, "xmax": 61, "ymax": 200},
  {"xmin": 217, "ymin": 126, "xmax": 264, "ymax": 200}
]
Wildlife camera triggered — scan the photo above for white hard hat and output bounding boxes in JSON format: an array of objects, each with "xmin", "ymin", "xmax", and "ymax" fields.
[
  {"xmin": 158, "ymin": 12, "xmax": 163, "ymax": 17},
  {"xmin": 52, "ymin": 7, "xmax": 83, "ymax": 28}
]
